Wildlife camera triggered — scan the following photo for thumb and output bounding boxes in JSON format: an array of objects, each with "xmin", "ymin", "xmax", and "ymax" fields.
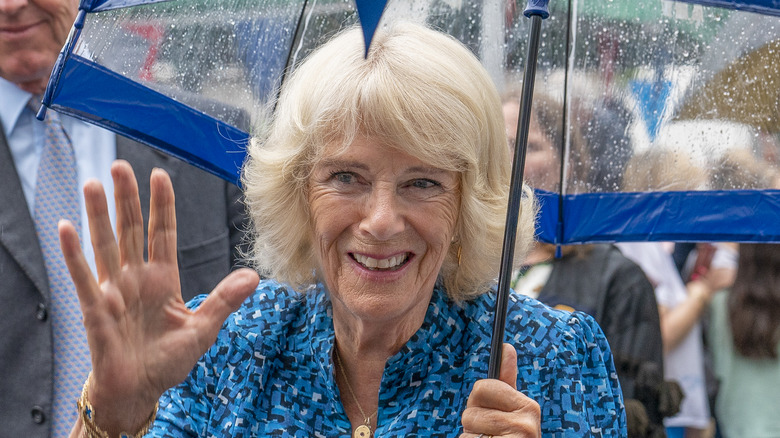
[
  {"xmin": 499, "ymin": 342, "xmax": 518, "ymax": 390},
  {"xmin": 192, "ymin": 268, "xmax": 260, "ymax": 347}
]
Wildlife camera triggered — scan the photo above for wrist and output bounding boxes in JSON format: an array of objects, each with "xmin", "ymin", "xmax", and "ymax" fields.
[
  {"xmin": 78, "ymin": 372, "xmax": 158, "ymax": 438},
  {"xmin": 687, "ymin": 280, "xmax": 713, "ymax": 305}
]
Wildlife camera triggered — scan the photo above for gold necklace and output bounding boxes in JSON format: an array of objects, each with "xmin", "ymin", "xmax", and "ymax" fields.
[{"xmin": 334, "ymin": 348, "xmax": 378, "ymax": 438}]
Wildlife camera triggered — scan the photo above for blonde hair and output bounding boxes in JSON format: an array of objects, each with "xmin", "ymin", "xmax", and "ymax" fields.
[
  {"xmin": 710, "ymin": 148, "xmax": 778, "ymax": 190},
  {"xmin": 242, "ymin": 22, "xmax": 537, "ymax": 301},
  {"xmin": 623, "ymin": 148, "xmax": 706, "ymax": 192}
]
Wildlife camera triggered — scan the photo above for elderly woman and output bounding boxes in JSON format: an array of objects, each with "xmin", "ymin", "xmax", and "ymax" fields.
[{"xmin": 61, "ymin": 22, "xmax": 625, "ymax": 437}]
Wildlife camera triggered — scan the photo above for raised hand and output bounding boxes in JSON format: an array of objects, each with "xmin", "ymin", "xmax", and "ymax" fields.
[
  {"xmin": 460, "ymin": 343, "xmax": 541, "ymax": 438},
  {"xmin": 59, "ymin": 160, "xmax": 259, "ymax": 435}
]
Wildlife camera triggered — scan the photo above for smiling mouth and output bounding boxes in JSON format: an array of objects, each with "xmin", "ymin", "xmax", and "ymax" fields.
[
  {"xmin": 351, "ymin": 253, "xmax": 410, "ymax": 271},
  {"xmin": 0, "ymin": 22, "xmax": 39, "ymax": 34}
]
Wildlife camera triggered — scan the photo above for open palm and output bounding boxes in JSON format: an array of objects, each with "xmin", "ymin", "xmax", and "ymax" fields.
[{"xmin": 59, "ymin": 160, "xmax": 258, "ymax": 433}]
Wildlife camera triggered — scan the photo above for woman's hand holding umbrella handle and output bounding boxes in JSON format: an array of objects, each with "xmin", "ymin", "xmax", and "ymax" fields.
[
  {"xmin": 460, "ymin": 343, "xmax": 541, "ymax": 438},
  {"xmin": 60, "ymin": 160, "xmax": 259, "ymax": 437}
]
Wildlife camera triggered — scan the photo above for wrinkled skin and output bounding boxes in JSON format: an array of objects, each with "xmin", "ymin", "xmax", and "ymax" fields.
[{"xmin": 0, "ymin": 0, "xmax": 78, "ymax": 93}]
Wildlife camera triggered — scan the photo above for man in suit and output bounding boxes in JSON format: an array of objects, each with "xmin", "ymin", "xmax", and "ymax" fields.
[{"xmin": 0, "ymin": 0, "xmax": 250, "ymax": 436}]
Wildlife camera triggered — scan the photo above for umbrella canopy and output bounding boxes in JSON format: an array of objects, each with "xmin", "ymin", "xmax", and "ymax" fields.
[
  {"xmin": 502, "ymin": 0, "xmax": 780, "ymax": 245},
  {"xmin": 42, "ymin": 0, "xmax": 388, "ymax": 184},
  {"xmin": 680, "ymin": 0, "xmax": 780, "ymax": 17},
  {"xmin": 42, "ymin": 0, "xmax": 780, "ymax": 244}
]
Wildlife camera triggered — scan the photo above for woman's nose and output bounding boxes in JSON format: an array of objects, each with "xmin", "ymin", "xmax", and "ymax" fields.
[
  {"xmin": 0, "ymin": 0, "xmax": 28, "ymax": 15},
  {"xmin": 359, "ymin": 186, "xmax": 405, "ymax": 240}
]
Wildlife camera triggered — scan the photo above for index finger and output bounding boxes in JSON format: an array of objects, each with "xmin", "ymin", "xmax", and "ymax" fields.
[
  {"xmin": 462, "ymin": 377, "xmax": 541, "ymax": 437},
  {"xmin": 466, "ymin": 378, "xmax": 529, "ymax": 412}
]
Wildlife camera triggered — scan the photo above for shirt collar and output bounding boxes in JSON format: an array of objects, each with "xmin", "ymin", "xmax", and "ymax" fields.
[{"xmin": 0, "ymin": 77, "xmax": 33, "ymax": 138}]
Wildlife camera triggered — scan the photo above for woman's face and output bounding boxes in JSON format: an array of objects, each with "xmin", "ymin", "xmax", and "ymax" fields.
[
  {"xmin": 503, "ymin": 100, "xmax": 560, "ymax": 191},
  {"xmin": 308, "ymin": 137, "xmax": 460, "ymax": 325}
]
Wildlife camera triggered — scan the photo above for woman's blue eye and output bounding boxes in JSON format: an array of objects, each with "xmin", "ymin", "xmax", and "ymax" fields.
[
  {"xmin": 410, "ymin": 179, "xmax": 440, "ymax": 189},
  {"xmin": 332, "ymin": 172, "xmax": 355, "ymax": 184}
]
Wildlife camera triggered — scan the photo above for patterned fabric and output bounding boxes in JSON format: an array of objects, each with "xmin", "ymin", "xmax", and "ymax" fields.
[
  {"xmin": 150, "ymin": 280, "xmax": 627, "ymax": 437},
  {"xmin": 30, "ymin": 101, "xmax": 90, "ymax": 438}
]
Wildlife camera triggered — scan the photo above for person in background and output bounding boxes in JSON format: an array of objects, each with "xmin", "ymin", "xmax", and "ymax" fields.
[
  {"xmin": 505, "ymin": 89, "xmax": 673, "ymax": 438},
  {"xmin": 707, "ymin": 242, "xmax": 780, "ymax": 438},
  {"xmin": 619, "ymin": 148, "xmax": 738, "ymax": 438},
  {"xmin": 708, "ymin": 148, "xmax": 780, "ymax": 193},
  {"xmin": 700, "ymin": 150, "xmax": 779, "ymax": 437},
  {"xmin": 0, "ymin": 0, "xmax": 249, "ymax": 436},
  {"xmin": 502, "ymin": 87, "xmax": 589, "ymax": 194},
  {"xmin": 60, "ymin": 22, "xmax": 626, "ymax": 437},
  {"xmin": 678, "ymin": 148, "xmax": 779, "ymax": 427}
]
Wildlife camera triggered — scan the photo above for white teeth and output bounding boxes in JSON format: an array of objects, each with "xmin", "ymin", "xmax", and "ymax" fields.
[{"xmin": 354, "ymin": 253, "xmax": 407, "ymax": 270}]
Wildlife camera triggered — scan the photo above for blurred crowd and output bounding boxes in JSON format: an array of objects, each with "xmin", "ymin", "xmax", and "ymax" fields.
[
  {"xmin": 503, "ymin": 81, "xmax": 780, "ymax": 438},
  {"xmin": 2, "ymin": 0, "xmax": 779, "ymax": 436}
]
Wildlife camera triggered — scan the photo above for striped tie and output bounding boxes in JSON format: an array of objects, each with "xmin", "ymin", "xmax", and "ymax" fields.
[{"xmin": 29, "ymin": 100, "xmax": 90, "ymax": 438}]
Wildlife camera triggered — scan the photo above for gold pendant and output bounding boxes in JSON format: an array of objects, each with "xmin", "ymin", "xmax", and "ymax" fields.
[{"xmin": 353, "ymin": 424, "xmax": 372, "ymax": 438}]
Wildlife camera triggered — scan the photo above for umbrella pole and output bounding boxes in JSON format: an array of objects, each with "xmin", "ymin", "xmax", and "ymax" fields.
[
  {"xmin": 488, "ymin": 1, "xmax": 549, "ymax": 379},
  {"xmin": 274, "ymin": 0, "xmax": 310, "ymax": 113}
]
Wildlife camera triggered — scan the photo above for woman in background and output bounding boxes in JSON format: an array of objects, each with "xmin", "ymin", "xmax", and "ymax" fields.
[{"xmin": 708, "ymin": 242, "xmax": 780, "ymax": 437}]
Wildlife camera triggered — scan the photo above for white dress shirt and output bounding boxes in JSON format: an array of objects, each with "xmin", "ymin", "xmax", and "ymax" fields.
[{"xmin": 1, "ymin": 77, "xmax": 117, "ymax": 276}]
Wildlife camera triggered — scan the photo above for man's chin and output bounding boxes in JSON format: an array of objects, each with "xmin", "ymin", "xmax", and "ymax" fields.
[
  {"xmin": 0, "ymin": 55, "xmax": 56, "ymax": 94},
  {"xmin": 0, "ymin": 69, "xmax": 50, "ymax": 94},
  {"xmin": 15, "ymin": 77, "xmax": 49, "ymax": 95}
]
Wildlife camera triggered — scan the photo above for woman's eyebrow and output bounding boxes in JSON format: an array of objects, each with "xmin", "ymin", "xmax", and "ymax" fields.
[
  {"xmin": 407, "ymin": 166, "xmax": 450, "ymax": 176},
  {"xmin": 317, "ymin": 160, "xmax": 448, "ymax": 176},
  {"xmin": 317, "ymin": 158, "xmax": 369, "ymax": 171}
]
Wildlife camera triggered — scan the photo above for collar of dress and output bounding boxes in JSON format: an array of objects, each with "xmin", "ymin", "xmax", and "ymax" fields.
[{"xmin": 304, "ymin": 282, "xmax": 489, "ymax": 402}]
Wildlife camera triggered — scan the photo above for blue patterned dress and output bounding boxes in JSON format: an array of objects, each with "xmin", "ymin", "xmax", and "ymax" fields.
[{"xmin": 149, "ymin": 279, "xmax": 626, "ymax": 437}]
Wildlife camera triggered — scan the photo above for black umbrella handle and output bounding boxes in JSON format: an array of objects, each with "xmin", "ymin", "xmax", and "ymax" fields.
[{"xmin": 487, "ymin": 1, "xmax": 549, "ymax": 380}]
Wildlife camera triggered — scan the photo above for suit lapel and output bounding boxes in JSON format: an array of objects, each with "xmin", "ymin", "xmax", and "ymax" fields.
[
  {"xmin": 0, "ymin": 122, "xmax": 50, "ymax": 297},
  {"xmin": 0, "ymin": 132, "xmax": 183, "ymax": 300}
]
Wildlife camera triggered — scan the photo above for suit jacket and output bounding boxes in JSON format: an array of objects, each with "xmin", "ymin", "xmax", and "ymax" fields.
[{"xmin": 0, "ymin": 131, "xmax": 250, "ymax": 438}]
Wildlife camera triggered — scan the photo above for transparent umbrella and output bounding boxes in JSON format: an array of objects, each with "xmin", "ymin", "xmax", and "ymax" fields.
[
  {"xmin": 40, "ymin": 0, "xmax": 393, "ymax": 184},
  {"xmin": 499, "ymin": 0, "xmax": 780, "ymax": 246},
  {"xmin": 40, "ymin": 1, "xmax": 780, "ymax": 243}
]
